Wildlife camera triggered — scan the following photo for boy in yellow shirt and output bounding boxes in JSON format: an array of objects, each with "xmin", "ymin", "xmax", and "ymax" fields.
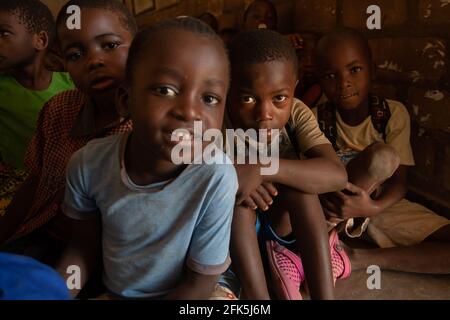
[{"xmin": 314, "ymin": 28, "xmax": 450, "ymax": 274}]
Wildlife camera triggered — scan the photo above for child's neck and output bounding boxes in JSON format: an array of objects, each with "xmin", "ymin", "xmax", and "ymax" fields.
[
  {"xmin": 11, "ymin": 53, "xmax": 52, "ymax": 91},
  {"xmin": 125, "ymin": 133, "xmax": 186, "ymax": 186},
  {"xmin": 337, "ymin": 97, "xmax": 370, "ymax": 126},
  {"xmin": 92, "ymin": 94, "xmax": 122, "ymax": 131}
]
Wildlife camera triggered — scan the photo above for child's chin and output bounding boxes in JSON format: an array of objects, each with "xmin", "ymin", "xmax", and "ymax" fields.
[{"xmin": 336, "ymin": 99, "xmax": 361, "ymax": 110}]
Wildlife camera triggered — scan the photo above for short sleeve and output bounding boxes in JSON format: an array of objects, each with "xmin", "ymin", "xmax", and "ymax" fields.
[
  {"xmin": 385, "ymin": 100, "xmax": 415, "ymax": 166},
  {"xmin": 290, "ymin": 99, "xmax": 331, "ymax": 153},
  {"xmin": 62, "ymin": 149, "xmax": 99, "ymax": 220},
  {"xmin": 186, "ymin": 165, "xmax": 237, "ymax": 275}
]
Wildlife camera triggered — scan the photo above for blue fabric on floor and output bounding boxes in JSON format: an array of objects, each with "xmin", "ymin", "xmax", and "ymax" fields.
[{"xmin": 0, "ymin": 252, "xmax": 71, "ymax": 300}]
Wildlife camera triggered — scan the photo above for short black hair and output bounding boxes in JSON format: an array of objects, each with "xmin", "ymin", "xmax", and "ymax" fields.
[
  {"xmin": 55, "ymin": 0, "xmax": 137, "ymax": 37},
  {"xmin": 197, "ymin": 12, "xmax": 219, "ymax": 33},
  {"xmin": 126, "ymin": 16, "xmax": 228, "ymax": 83},
  {"xmin": 316, "ymin": 27, "xmax": 373, "ymax": 62},
  {"xmin": 228, "ymin": 29, "xmax": 298, "ymax": 76},
  {"xmin": 243, "ymin": 0, "xmax": 277, "ymax": 24},
  {"xmin": 0, "ymin": 0, "xmax": 56, "ymax": 44}
]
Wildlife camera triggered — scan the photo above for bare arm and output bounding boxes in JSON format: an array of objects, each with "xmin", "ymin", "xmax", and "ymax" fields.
[
  {"xmin": 323, "ymin": 166, "xmax": 407, "ymax": 219},
  {"xmin": 0, "ymin": 174, "xmax": 39, "ymax": 243},
  {"xmin": 164, "ymin": 268, "xmax": 219, "ymax": 300},
  {"xmin": 271, "ymin": 144, "xmax": 347, "ymax": 194},
  {"xmin": 55, "ymin": 215, "xmax": 102, "ymax": 298},
  {"xmin": 370, "ymin": 165, "xmax": 407, "ymax": 215},
  {"xmin": 235, "ymin": 144, "xmax": 347, "ymax": 210}
]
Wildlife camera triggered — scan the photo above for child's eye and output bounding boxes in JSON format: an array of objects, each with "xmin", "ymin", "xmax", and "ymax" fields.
[
  {"xmin": 324, "ymin": 73, "xmax": 336, "ymax": 80},
  {"xmin": 153, "ymin": 86, "xmax": 177, "ymax": 97},
  {"xmin": 203, "ymin": 94, "xmax": 220, "ymax": 106},
  {"xmin": 0, "ymin": 30, "xmax": 12, "ymax": 37},
  {"xmin": 66, "ymin": 51, "xmax": 82, "ymax": 62},
  {"xmin": 240, "ymin": 96, "xmax": 256, "ymax": 104},
  {"xmin": 273, "ymin": 95, "xmax": 287, "ymax": 103},
  {"xmin": 103, "ymin": 42, "xmax": 120, "ymax": 50},
  {"xmin": 351, "ymin": 66, "xmax": 362, "ymax": 73}
]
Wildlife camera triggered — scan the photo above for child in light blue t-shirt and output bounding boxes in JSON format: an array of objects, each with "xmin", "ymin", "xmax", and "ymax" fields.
[{"xmin": 57, "ymin": 17, "xmax": 237, "ymax": 300}]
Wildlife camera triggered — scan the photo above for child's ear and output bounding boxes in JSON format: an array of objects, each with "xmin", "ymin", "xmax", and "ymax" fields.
[
  {"xmin": 33, "ymin": 31, "xmax": 49, "ymax": 51},
  {"xmin": 116, "ymin": 85, "xmax": 130, "ymax": 118}
]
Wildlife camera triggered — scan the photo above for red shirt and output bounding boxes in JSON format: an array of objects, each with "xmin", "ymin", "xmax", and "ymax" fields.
[{"xmin": 9, "ymin": 89, "xmax": 132, "ymax": 242}]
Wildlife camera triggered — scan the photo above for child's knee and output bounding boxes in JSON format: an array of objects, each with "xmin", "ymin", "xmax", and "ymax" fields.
[{"xmin": 364, "ymin": 142, "xmax": 400, "ymax": 178}]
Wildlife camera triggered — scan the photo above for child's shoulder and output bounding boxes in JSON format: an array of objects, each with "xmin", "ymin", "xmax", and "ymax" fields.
[
  {"xmin": 70, "ymin": 134, "xmax": 124, "ymax": 170},
  {"xmin": 290, "ymin": 98, "xmax": 319, "ymax": 125},
  {"xmin": 0, "ymin": 73, "xmax": 12, "ymax": 81},
  {"xmin": 385, "ymin": 98, "xmax": 409, "ymax": 118},
  {"xmin": 80, "ymin": 134, "xmax": 123, "ymax": 157},
  {"xmin": 51, "ymin": 72, "xmax": 75, "ymax": 89},
  {"xmin": 40, "ymin": 89, "xmax": 85, "ymax": 120}
]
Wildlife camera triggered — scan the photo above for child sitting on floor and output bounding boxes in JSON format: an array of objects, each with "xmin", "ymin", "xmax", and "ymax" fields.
[
  {"xmin": 0, "ymin": 0, "xmax": 74, "ymax": 215},
  {"xmin": 0, "ymin": 0, "xmax": 136, "ymax": 264},
  {"xmin": 56, "ymin": 17, "xmax": 237, "ymax": 299},
  {"xmin": 313, "ymin": 27, "xmax": 450, "ymax": 274},
  {"xmin": 224, "ymin": 29, "xmax": 350, "ymax": 300}
]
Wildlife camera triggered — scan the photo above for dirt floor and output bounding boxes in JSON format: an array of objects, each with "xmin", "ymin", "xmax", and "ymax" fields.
[{"xmin": 333, "ymin": 270, "xmax": 450, "ymax": 300}]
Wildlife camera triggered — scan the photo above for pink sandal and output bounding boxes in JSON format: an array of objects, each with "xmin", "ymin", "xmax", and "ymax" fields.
[
  {"xmin": 265, "ymin": 240, "xmax": 304, "ymax": 300},
  {"xmin": 329, "ymin": 229, "xmax": 352, "ymax": 282}
]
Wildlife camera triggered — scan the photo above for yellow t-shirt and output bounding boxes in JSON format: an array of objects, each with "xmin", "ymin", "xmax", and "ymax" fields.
[{"xmin": 312, "ymin": 99, "xmax": 415, "ymax": 166}]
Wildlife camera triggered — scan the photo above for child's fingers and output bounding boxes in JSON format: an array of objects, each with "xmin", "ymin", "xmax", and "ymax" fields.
[
  {"xmin": 262, "ymin": 181, "xmax": 278, "ymax": 196},
  {"xmin": 323, "ymin": 207, "xmax": 338, "ymax": 219},
  {"xmin": 236, "ymin": 192, "xmax": 247, "ymax": 206},
  {"xmin": 250, "ymin": 192, "xmax": 269, "ymax": 211},
  {"xmin": 344, "ymin": 182, "xmax": 363, "ymax": 195},
  {"xmin": 336, "ymin": 191, "xmax": 350, "ymax": 201},
  {"xmin": 257, "ymin": 185, "xmax": 273, "ymax": 206},
  {"xmin": 326, "ymin": 192, "xmax": 344, "ymax": 206},
  {"xmin": 322, "ymin": 198, "xmax": 339, "ymax": 217},
  {"xmin": 242, "ymin": 198, "xmax": 258, "ymax": 211}
]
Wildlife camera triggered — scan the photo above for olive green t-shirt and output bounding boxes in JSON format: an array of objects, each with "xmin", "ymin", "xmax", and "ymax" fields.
[{"xmin": 0, "ymin": 72, "xmax": 74, "ymax": 168}]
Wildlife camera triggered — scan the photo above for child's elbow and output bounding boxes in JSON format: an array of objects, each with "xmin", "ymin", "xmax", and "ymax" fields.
[{"xmin": 332, "ymin": 162, "xmax": 348, "ymax": 190}]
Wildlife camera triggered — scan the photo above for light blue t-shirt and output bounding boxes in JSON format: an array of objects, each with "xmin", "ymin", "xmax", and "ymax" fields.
[{"xmin": 63, "ymin": 133, "xmax": 238, "ymax": 298}]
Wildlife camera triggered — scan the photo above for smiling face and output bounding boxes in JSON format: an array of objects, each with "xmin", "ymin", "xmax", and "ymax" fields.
[
  {"xmin": 58, "ymin": 8, "xmax": 132, "ymax": 98},
  {"xmin": 243, "ymin": 0, "xmax": 277, "ymax": 31},
  {"xmin": 228, "ymin": 60, "xmax": 297, "ymax": 138},
  {"xmin": 123, "ymin": 29, "xmax": 229, "ymax": 163},
  {"xmin": 0, "ymin": 11, "xmax": 39, "ymax": 71},
  {"xmin": 316, "ymin": 37, "xmax": 372, "ymax": 111}
]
